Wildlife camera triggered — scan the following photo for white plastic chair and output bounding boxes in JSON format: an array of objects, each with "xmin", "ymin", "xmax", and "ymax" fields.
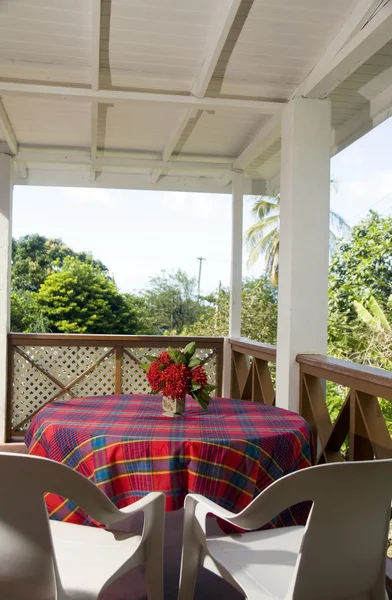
[
  {"xmin": 178, "ymin": 459, "xmax": 392, "ymax": 600},
  {"xmin": 0, "ymin": 452, "xmax": 165, "ymax": 600}
]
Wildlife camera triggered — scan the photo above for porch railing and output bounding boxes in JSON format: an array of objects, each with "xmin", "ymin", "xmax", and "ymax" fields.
[
  {"xmin": 298, "ymin": 354, "xmax": 392, "ymax": 464},
  {"xmin": 229, "ymin": 337, "xmax": 276, "ymax": 405},
  {"xmin": 7, "ymin": 334, "xmax": 224, "ymax": 440}
]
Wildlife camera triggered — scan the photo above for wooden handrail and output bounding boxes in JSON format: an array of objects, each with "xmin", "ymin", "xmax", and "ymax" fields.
[
  {"xmin": 297, "ymin": 354, "xmax": 392, "ymax": 403},
  {"xmin": 229, "ymin": 337, "xmax": 277, "ymax": 362},
  {"xmin": 9, "ymin": 333, "xmax": 224, "ymax": 347}
]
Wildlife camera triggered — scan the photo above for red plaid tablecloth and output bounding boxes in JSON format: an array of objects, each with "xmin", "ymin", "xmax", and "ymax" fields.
[{"xmin": 25, "ymin": 394, "xmax": 314, "ymax": 528}]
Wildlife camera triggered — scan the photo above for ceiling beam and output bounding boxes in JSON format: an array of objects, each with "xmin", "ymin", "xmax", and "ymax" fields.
[
  {"xmin": 233, "ymin": 117, "xmax": 281, "ymax": 170},
  {"xmin": 14, "ymin": 169, "xmax": 266, "ymax": 195},
  {"xmin": 90, "ymin": 0, "xmax": 102, "ymax": 182},
  {"xmin": 0, "ymin": 100, "xmax": 17, "ymax": 155},
  {"xmin": 192, "ymin": 0, "xmax": 243, "ymax": 98},
  {"xmin": 14, "ymin": 150, "xmax": 233, "ymax": 173},
  {"xmin": 331, "ymin": 80, "xmax": 392, "ymax": 155},
  {"xmin": 302, "ymin": 2, "xmax": 392, "ymax": 98},
  {"xmin": 0, "ymin": 81, "xmax": 284, "ymax": 114}
]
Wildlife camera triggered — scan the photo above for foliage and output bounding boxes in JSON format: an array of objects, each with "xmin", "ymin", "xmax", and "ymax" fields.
[
  {"xmin": 36, "ymin": 257, "xmax": 139, "ymax": 334},
  {"xmin": 245, "ymin": 195, "xmax": 350, "ymax": 284},
  {"xmin": 142, "ymin": 343, "xmax": 214, "ymax": 410},
  {"xmin": 11, "ymin": 290, "xmax": 50, "ymax": 333},
  {"xmin": 12, "ymin": 234, "xmax": 108, "ymax": 293},
  {"xmin": 138, "ymin": 269, "xmax": 212, "ymax": 335},
  {"xmin": 184, "ymin": 276, "xmax": 278, "ymax": 344},
  {"xmin": 329, "ymin": 211, "xmax": 392, "ymax": 319}
]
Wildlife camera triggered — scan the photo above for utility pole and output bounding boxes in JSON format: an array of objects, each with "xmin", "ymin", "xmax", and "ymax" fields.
[{"xmin": 197, "ymin": 257, "xmax": 206, "ymax": 301}]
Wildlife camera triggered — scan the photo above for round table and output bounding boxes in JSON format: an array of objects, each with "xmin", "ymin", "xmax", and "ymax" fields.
[{"xmin": 25, "ymin": 394, "xmax": 314, "ymax": 528}]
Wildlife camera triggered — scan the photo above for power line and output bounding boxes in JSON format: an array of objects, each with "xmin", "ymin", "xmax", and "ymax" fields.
[{"xmin": 349, "ymin": 190, "xmax": 392, "ymax": 222}]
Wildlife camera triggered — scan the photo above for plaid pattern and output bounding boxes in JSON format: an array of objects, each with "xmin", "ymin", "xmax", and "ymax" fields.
[{"xmin": 25, "ymin": 395, "xmax": 314, "ymax": 528}]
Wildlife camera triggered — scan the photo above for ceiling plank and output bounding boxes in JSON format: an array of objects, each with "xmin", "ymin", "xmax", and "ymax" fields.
[
  {"xmin": 0, "ymin": 100, "xmax": 17, "ymax": 155},
  {"xmin": 302, "ymin": 2, "xmax": 392, "ymax": 98},
  {"xmin": 90, "ymin": 0, "xmax": 102, "ymax": 181},
  {"xmin": 192, "ymin": 0, "xmax": 242, "ymax": 99},
  {"xmin": 0, "ymin": 82, "xmax": 284, "ymax": 114}
]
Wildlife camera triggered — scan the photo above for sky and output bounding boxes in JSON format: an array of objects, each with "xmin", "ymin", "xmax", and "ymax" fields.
[{"xmin": 12, "ymin": 116, "xmax": 392, "ymax": 296}]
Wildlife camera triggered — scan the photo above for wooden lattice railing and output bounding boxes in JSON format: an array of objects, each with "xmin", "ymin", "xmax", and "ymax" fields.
[
  {"xmin": 298, "ymin": 354, "xmax": 392, "ymax": 463},
  {"xmin": 229, "ymin": 338, "xmax": 276, "ymax": 405},
  {"xmin": 7, "ymin": 334, "xmax": 224, "ymax": 440}
]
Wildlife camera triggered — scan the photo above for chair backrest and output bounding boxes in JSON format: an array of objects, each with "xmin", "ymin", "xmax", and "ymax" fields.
[
  {"xmin": 0, "ymin": 452, "xmax": 121, "ymax": 600},
  {"xmin": 289, "ymin": 460, "xmax": 392, "ymax": 600}
]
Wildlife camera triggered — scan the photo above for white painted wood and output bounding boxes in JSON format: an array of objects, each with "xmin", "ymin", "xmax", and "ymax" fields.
[
  {"xmin": 151, "ymin": 169, "xmax": 161, "ymax": 183},
  {"xmin": 220, "ymin": 171, "xmax": 233, "ymax": 187},
  {"xmin": 161, "ymin": 108, "xmax": 195, "ymax": 162},
  {"xmin": 332, "ymin": 81, "xmax": 392, "ymax": 155},
  {"xmin": 0, "ymin": 101, "xmax": 17, "ymax": 155},
  {"xmin": 192, "ymin": 0, "xmax": 242, "ymax": 98},
  {"xmin": 91, "ymin": 0, "xmax": 102, "ymax": 91},
  {"xmin": 229, "ymin": 171, "xmax": 244, "ymax": 338},
  {"xmin": 13, "ymin": 167, "xmax": 266, "ymax": 195},
  {"xmin": 15, "ymin": 151, "xmax": 233, "ymax": 173},
  {"xmin": 0, "ymin": 153, "xmax": 12, "ymax": 443},
  {"xmin": 234, "ymin": 116, "xmax": 281, "ymax": 170},
  {"xmin": 302, "ymin": 3, "xmax": 392, "ymax": 98},
  {"xmin": 0, "ymin": 82, "xmax": 284, "ymax": 114},
  {"xmin": 276, "ymin": 97, "xmax": 331, "ymax": 413}
]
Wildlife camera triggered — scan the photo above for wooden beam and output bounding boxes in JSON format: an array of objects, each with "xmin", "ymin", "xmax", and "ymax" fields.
[
  {"xmin": 0, "ymin": 82, "xmax": 284, "ymax": 114},
  {"xmin": 15, "ymin": 150, "xmax": 233, "ymax": 173},
  {"xmin": 302, "ymin": 2, "xmax": 392, "ymax": 98},
  {"xmin": 162, "ymin": 108, "xmax": 196, "ymax": 163},
  {"xmin": 151, "ymin": 169, "xmax": 161, "ymax": 183},
  {"xmin": 0, "ymin": 100, "xmax": 17, "ymax": 155},
  {"xmin": 233, "ymin": 116, "xmax": 280, "ymax": 170},
  {"xmin": 192, "ymin": 0, "xmax": 242, "ymax": 98},
  {"xmin": 220, "ymin": 171, "xmax": 233, "ymax": 187},
  {"xmin": 13, "ymin": 169, "xmax": 266, "ymax": 195}
]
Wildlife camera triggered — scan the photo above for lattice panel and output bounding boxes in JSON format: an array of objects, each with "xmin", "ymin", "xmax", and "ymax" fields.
[
  {"xmin": 71, "ymin": 354, "xmax": 116, "ymax": 397},
  {"xmin": 122, "ymin": 346, "xmax": 218, "ymax": 394},
  {"xmin": 12, "ymin": 352, "xmax": 62, "ymax": 431},
  {"xmin": 20, "ymin": 345, "xmax": 111, "ymax": 385},
  {"xmin": 196, "ymin": 349, "xmax": 217, "ymax": 390},
  {"xmin": 122, "ymin": 347, "xmax": 160, "ymax": 394}
]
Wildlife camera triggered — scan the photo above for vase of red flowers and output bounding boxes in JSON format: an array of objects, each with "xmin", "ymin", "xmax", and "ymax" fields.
[{"xmin": 142, "ymin": 342, "xmax": 214, "ymax": 416}]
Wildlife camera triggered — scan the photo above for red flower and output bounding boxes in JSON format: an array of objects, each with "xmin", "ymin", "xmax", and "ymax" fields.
[
  {"xmin": 191, "ymin": 365, "xmax": 208, "ymax": 388},
  {"xmin": 146, "ymin": 362, "xmax": 164, "ymax": 393},
  {"xmin": 157, "ymin": 351, "xmax": 171, "ymax": 365},
  {"xmin": 162, "ymin": 363, "xmax": 191, "ymax": 400}
]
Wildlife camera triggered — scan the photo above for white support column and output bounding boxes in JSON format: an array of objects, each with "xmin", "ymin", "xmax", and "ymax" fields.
[
  {"xmin": 229, "ymin": 170, "xmax": 244, "ymax": 338},
  {"xmin": 0, "ymin": 153, "xmax": 12, "ymax": 442},
  {"xmin": 276, "ymin": 97, "xmax": 331, "ymax": 413}
]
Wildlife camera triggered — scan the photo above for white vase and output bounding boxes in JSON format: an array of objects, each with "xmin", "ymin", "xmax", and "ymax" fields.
[{"xmin": 162, "ymin": 395, "xmax": 185, "ymax": 417}]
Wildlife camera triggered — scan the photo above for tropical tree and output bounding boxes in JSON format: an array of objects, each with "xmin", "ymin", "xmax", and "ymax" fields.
[
  {"xmin": 36, "ymin": 257, "xmax": 139, "ymax": 334},
  {"xmin": 244, "ymin": 194, "xmax": 350, "ymax": 284}
]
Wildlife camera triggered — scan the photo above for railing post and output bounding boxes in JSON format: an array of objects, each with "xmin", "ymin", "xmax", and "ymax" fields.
[
  {"xmin": 276, "ymin": 97, "xmax": 331, "ymax": 413},
  {"xmin": 229, "ymin": 170, "xmax": 243, "ymax": 338},
  {"xmin": 0, "ymin": 153, "xmax": 12, "ymax": 443},
  {"xmin": 222, "ymin": 337, "xmax": 232, "ymax": 397}
]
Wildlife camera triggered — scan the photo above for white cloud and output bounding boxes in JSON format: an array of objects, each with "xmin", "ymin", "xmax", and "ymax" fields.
[
  {"xmin": 65, "ymin": 187, "xmax": 121, "ymax": 209},
  {"xmin": 161, "ymin": 191, "xmax": 187, "ymax": 211}
]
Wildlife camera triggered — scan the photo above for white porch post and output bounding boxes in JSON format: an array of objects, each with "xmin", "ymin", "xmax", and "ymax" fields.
[
  {"xmin": 276, "ymin": 97, "xmax": 331, "ymax": 413},
  {"xmin": 0, "ymin": 152, "xmax": 12, "ymax": 442},
  {"xmin": 223, "ymin": 170, "xmax": 244, "ymax": 396}
]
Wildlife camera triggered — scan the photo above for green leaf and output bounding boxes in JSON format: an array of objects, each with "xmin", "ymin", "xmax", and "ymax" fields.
[
  {"xmin": 158, "ymin": 364, "xmax": 168, "ymax": 371},
  {"xmin": 188, "ymin": 357, "xmax": 201, "ymax": 368},
  {"xmin": 176, "ymin": 352, "xmax": 187, "ymax": 365},
  {"xmin": 168, "ymin": 347, "xmax": 181, "ymax": 362},
  {"xmin": 144, "ymin": 354, "xmax": 158, "ymax": 362},
  {"xmin": 183, "ymin": 341, "xmax": 196, "ymax": 357},
  {"xmin": 191, "ymin": 380, "xmax": 202, "ymax": 391},
  {"xmin": 204, "ymin": 384, "xmax": 215, "ymax": 392},
  {"xmin": 140, "ymin": 363, "xmax": 150, "ymax": 372}
]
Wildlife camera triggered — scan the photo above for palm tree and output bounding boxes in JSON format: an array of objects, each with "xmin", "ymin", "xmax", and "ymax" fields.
[{"xmin": 244, "ymin": 194, "xmax": 350, "ymax": 284}]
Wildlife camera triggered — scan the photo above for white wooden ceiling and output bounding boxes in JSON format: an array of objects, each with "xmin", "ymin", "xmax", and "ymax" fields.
[{"xmin": 0, "ymin": 0, "xmax": 391, "ymax": 192}]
